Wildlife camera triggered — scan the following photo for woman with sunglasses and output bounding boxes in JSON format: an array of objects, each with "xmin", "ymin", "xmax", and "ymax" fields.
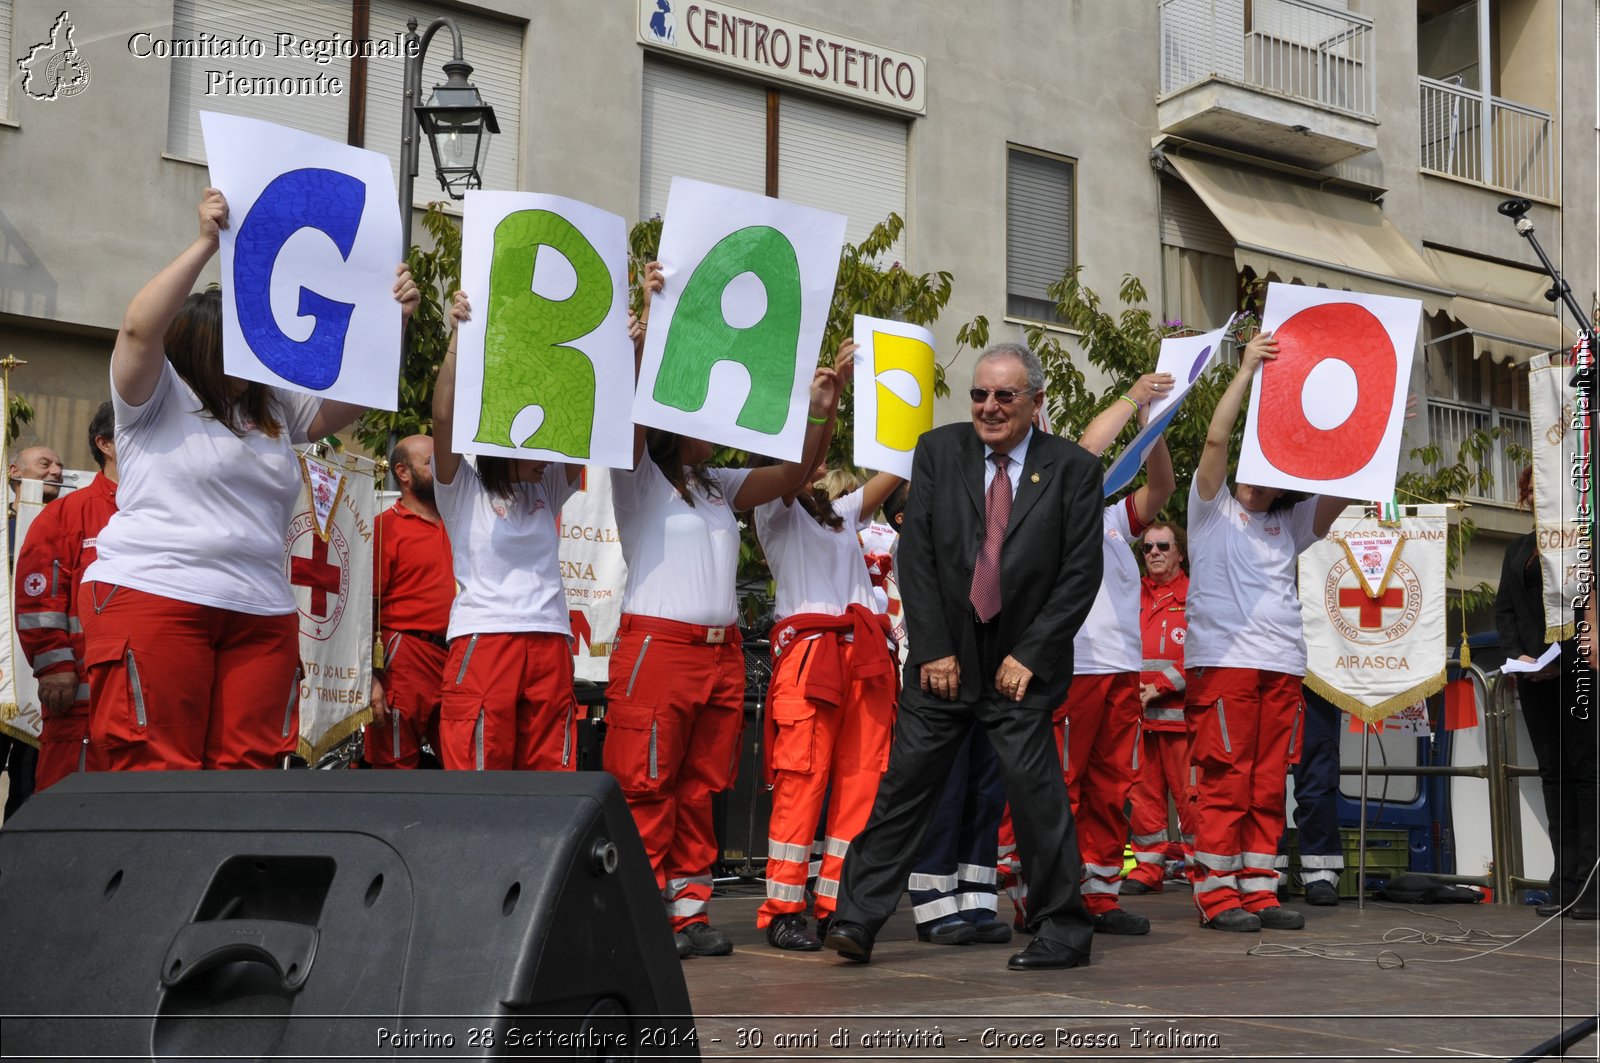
[
  {"xmin": 1184, "ymin": 330, "xmax": 1351, "ymax": 932},
  {"xmin": 604, "ymin": 263, "xmax": 845, "ymax": 960},
  {"xmin": 1123, "ymin": 522, "xmax": 1194, "ymax": 895}
]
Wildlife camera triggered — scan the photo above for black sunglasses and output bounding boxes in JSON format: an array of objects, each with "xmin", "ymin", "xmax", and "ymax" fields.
[
  {"xmin": 1141, "ymin": 541, "xmax": 1174, "ymax": 554},
  {"xmin": 969, "ymin": 387, "xmax": 1026, "ymax": 405}
]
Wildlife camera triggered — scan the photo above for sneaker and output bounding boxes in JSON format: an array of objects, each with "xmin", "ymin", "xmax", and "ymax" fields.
[
  {"xmin": 916, "ymin": 916, "xmax": 977, "ymax": 945},
  {"xmin": 679, "ymin": 921, "xmax": 734, "ymax": 956},
  {"xmin": 1254, "ymin": 905, "xmax": 1305, "ymax": 930},
  {"xmin": 970, "ymin": 918, "xmax": 1014, "ymax": 944},
  {"xmin": 1305, "ymin": 880, "xmax": 1340, "ymax": 907},
  {"xmin": 1201, "ymin": 907, "xmax": 1261, "ymax": 932},
  {"xmin": 765, "ymin": 913, "xmax": 821, "ymax": 951},
  {"xmin": 1092, "ymin": 907, "xmax": 1152, "ymax": 935}
]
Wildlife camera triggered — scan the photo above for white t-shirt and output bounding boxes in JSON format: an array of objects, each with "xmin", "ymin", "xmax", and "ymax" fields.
[
  {"xmin": 611, "ymin": 461, "xmax": 752, "ymax": 626},
  {"xmin": 433, "ymin": 459, "xmax": 576, "ymax": 641},
  {"xmin": 1184, "ymin": 480, "xmax": 1322, "ymax": 674},
  {"xmin": 755, "ymin": 488, "xmax": 877, "ymax": 620},
  {"xmin": 85, "ymin": 361, "xmax": 319, "ymax": 615},
  {"xmin": 1073, "ymin": 496, "xmax": 1146, "ymax": 675}
]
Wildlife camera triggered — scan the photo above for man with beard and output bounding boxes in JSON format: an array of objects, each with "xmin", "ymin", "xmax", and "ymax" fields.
[{"xmin": 366, "ymin": 435, "xmax": 454, "ymax": 768}]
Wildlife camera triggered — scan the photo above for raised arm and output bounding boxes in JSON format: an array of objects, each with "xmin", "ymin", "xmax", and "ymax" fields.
[
  {"xmin": 1077, "ymin": 372, "xmax": 1173, "ymax": 457},
  {"xmin": 1132, "ymin": 431, "xmax": 1177, "ymax": 525},
  {"xmin": 112, "ymin": 189, "xmax": 228, "ymax": 406},
  {"xmin": 1196, "ymin": 331, "xmax": 1276, "ymax": 503},
  {"xmin": 730, "ymin": 342, "xmax": 849, "ymax": 511},
  {"xmin": 630, "ymin": 262, "xmax": 663, "ymax": 466},
  {"xmin": 306, "ymin": 264, "xmax": 421, "ymax": 440},
  {"xmin": 430, "ymin": 290, "xmax": 470, "ymax": 486}
]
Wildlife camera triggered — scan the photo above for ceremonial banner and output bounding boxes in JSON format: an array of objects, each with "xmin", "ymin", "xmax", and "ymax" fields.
[
  {"xmin": 455, "ymin": 191, "xmax": 637, "ymax": 469},
  {"xmin": 1240, "ymin": 283, "xmax": 1420, "ymax": 500},
  {"xmin": 1527, "ymin": 350, "xmax": 1585, "ymax": 641},
  {"xmin": 201, "ymin": 111, "xmax": 404, "ymax": 410},
  {"xmin": 1103, "ymin": 315, "xmax": 1233, "ymax": 496},
  {"xmin": 1300, "ymin": 505, "xmax": 1448, "ymax": 724},
  {"xmin": 559, "ymin": 467, "xmax": 628, "ymax": 683},
  {"xmin": 634, "ymin": 178, "xmax": 846, "ymax": 460},
  {"xmin": 853, "ymin": 315, "xmax": 936, "ymax": 479},
  {"xmin": 0, "ymin": 477, "xmax": 46, "ymax": 748},
  {"xmin": 286, "ymin": 450, "xmax": 377, "ymax": 761}
]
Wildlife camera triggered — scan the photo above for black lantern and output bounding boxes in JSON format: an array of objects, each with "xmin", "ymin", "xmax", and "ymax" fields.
[{"xmin": 414, "ymin": 58, "xmax": 499, "ymax": 201}]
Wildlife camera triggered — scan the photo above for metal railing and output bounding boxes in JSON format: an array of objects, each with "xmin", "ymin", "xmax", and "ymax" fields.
[
  {"xmin": 1159, "ymin": 0, "xmax": 1376, "ymax": 118},
  {"xmin": 1419, "ymin": 76, "xmax": 1556, "ymax": 200},
  {"xmin": 1426, "ymin": 399, "xmax": 1531, "ymax": 505}
]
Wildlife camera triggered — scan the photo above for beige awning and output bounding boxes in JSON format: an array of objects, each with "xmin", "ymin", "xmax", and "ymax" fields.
[
  {"xmin": 1165, "ymin": 154, "xmax": 1453, "ymax": 314},
  {"xmin": 1423, "ymin": 247, "xmax": 1572, "ymax": 363}
]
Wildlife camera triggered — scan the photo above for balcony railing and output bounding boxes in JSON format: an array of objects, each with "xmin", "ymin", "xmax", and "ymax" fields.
[
  {"xmin": 1419, "ymin": 77, "xmax": 1555, "ymax": 200},
  {"xmin": 1426, "ymin": 399, "xmax": 1531, "ymax": 505},
  {"xmin": 1159, "ymin": 0, "xmax": 1376, "ymax": 119}
]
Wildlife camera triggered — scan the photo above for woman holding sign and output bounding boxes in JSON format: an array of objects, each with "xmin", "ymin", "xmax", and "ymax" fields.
[
  {"xmin": 1182, "ymin": 330, "xmax": 1349, "ymax": 932},
  {"xmin": 429, "ymin": 290, "xmax": 585, "ymax": 773},
  {"xmin": 606, "ymin": 264, "xmax": 845, "ymax": 960},
  {"xmin": 751, "ymin": 343, "xmax": 906, "ymax": 952},
  {"xmin": 81, "ymin": 188, "xmax": 420, "ymax": 771}
]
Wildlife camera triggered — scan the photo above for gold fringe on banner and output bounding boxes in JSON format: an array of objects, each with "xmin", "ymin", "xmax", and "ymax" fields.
[
  {"xmin": 1303, "ymin": 670, "xmax": 1448, "ymax": 726},
  {"xmin": 298, "ymin": 704, "xmax": 374, "ymax": 765},
  {"xmin": 0, "ymin": 713, "xmax": 40, "ymax": 749}
]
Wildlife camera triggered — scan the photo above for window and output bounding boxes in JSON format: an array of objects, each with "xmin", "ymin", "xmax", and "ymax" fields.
[
  {"xmin": 364, "ymin": 0, "xmax": 524, "ymax": 204},
  {"xmin": 640, "ymin": 60, "xmax": 908, "ymax": 251},
  {"xmin": 165, "ymin": 0, "xmax": 351, "ymax": 162},
  {"xmin": 1006, "ymin": 147, "xmax": 1075, "ymax": 325}
]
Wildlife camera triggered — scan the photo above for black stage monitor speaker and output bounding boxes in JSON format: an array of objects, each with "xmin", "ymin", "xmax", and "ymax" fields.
[{"xmin": 0, "ymin": 771, "xmax": 699, "ymax": 1060}]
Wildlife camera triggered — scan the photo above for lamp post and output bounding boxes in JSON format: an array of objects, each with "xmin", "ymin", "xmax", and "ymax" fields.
[{"xmin": 398, "ymin": 15, "xmax": 499, "ymax": 251}]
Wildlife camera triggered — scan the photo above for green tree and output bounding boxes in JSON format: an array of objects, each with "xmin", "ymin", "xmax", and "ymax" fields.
[{"xmin": 352, "ymin": 204, "xmax": 462, "ymax": 461}]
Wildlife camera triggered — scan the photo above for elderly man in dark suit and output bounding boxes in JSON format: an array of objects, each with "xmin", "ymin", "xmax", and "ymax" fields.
[{"xmin": 824, "ymin": 341, "xmax": 1105, "ymax": 971}]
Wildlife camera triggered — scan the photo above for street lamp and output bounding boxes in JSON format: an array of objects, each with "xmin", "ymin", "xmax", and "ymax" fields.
[{"xmin": 399, "ymin": 15, "xmax": 499, "ymax": 250}]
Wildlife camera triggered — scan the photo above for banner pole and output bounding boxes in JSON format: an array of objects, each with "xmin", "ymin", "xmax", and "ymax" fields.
[{"xmin": 1358, "ymin": 726, "xmax": 1371, "ymax": 911}]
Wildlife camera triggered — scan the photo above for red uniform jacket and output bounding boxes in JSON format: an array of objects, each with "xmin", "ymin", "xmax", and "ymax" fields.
[
  {"xmin": 15, "ymin": 474, "xmax": 119, "ymax": 713},
  {"xmin": 1138, "ymin": 570, "xmax": 1188, "ymax": 732}
]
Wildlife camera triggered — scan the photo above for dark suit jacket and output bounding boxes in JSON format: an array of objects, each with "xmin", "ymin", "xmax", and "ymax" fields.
[{"xmin": 896, "ymin": 422, "xmax": 1104, "ymax": 708}]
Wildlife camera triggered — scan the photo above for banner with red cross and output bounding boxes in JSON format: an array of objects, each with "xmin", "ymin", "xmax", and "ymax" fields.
[
  {"xmin": 285, "ymin": 449, "xmax": 376, "ymax": 761},
  {"xmin": 1299, "ymin": 505, "xmax": 1447, "ymax": 724}
]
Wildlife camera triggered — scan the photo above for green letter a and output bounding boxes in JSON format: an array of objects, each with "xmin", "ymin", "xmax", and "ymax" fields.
[{"xmin": 655, "ymin": 225, "xmax": 801, "ymax": 434}]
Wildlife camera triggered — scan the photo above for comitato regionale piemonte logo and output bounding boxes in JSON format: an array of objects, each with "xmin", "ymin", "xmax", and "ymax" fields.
[{"xmin": 18, "ymin": 10, "xmax": 92, "ymax": 101}]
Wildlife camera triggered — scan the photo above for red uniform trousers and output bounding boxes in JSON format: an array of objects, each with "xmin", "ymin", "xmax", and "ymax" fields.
[
  {"xmin": 1054, "ymin": 672, "xmax": 1142, "ymax": 914},
  {"xmin": 81, "ymin": 583, "xmax": 300, "ymax": 771},
  {"xmin": 439, "ymin": 631, "xmax": 577, "ymax": 771},
  {"xmin": 756, "ymin": 629, "xmax": 896, "ymax": 928},
  {"xmin": 603, "ymin": 615, "xmax": 744, "ymax": 932},
  {"xmin": 1185, "ymin": 666, "xmax": 1303, "ymax": 918},
  {"xmin": 365, "ymin": 629, "xmax": 447, "ymax": 768},
  {"xmin": 37, "ymin": 708, "xmax": 98, "ymax": 790},
  {"xmin": 1125, "ymin": 726, "xmax": 1197, "ymax": 889}
]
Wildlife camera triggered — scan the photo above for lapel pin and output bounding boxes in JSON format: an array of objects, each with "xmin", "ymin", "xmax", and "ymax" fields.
[{"xmin": 1030, "ymin": 473, "xmax": 1040, "ymax": 483}]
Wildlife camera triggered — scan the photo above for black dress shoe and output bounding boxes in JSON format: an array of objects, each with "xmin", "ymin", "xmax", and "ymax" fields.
[
  {"xmin": 1569, "ymin": 905, "xmax": 1598, "ymax": 921},
  {"xmin": 1092, "ymin": 908, "xmax": 1151, "ymax": 935},
  {"xmin": 823, "ymin": 919, "xmax": 874, "ymax": 963},
  {"xmin": 1007, "ymin": 936, "xmax": 1090, "ymax": 971},
  {"xmin": 1201, "ymin": 907, "xmax": 1261, "ymax": 932},
  {"xmin": 675, "ymin": 932, "xmax": 693, "ymax": 960},
  {"xmin": 970, "ymin": 918, "xmax": 1014, "ymax": 944},
  {"xmin": 766, "ymin": 913, "xmax": 822, "ymax": 951},
  {"xmin": 1536, "ymin": 903, "xmax": 1565, "ymax": 917}
]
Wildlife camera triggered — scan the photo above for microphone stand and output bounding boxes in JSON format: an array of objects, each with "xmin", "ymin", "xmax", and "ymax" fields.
[{"xmin": 1497, "ymin": 199, "xmax": 1595, "ymax": 595}]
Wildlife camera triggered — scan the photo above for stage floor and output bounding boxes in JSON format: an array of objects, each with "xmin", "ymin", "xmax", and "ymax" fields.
[{"xmin": 681, "ymin": 882, "xmax": 1598, "ymax": 1062}]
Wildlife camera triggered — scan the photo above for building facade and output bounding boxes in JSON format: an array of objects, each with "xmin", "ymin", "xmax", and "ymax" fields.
[{"xmin": 2, "ymin": 0, "xmax": 1594, "ymax": 607}]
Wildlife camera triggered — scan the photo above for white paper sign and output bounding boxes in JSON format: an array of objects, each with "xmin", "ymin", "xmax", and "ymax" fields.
[
  {"xmin": 201, "ymin": 111, "xmax": 403, "ymax": 410},
  {"xmin": 1239, "ymin": 283, "xmax": 1420, "ymax": 499},
  {"xmin": 455, "ymin": 192, "xmax": 637, "ymax": 469},
  {"xmin": 633, "ymin": 178, "xmax": 846, "ymax": 460},
  {"xmin": 853, "ymin": 315, "xmax": 935, "ymax": 479},
  {"xmin": 1103, "ymin": 316, "xmax": 1233, "ymax": 496}
]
